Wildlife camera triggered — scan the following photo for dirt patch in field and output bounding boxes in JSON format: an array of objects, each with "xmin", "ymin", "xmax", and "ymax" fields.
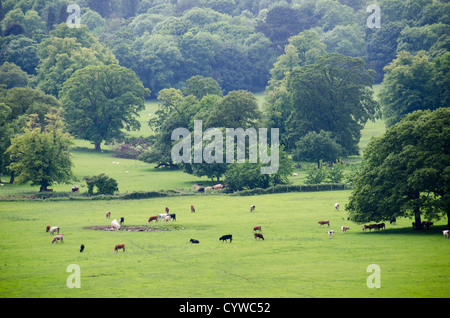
[{"xmin": 85, "ymin": 225, "xmax": 185, "ymax": 232}]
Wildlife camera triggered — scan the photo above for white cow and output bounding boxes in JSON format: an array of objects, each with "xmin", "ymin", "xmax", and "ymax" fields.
[
  {"xmin": 443, "ymin": 230, "xmax": 449, "ymax": 239},
  {"xmin": 334, "ymin": 203, "xmax": 340, "ymax": 211},
  {"xmin": 250, "ymin": 205, "xmax": 256, "ymax": 212},
  {"xmin": 158, "ymin": 213, "xmax": 168, "ymax": 220},
  {"xmin": 328, "ymin": 230, "xmax": 336, "ymax": 238},
  {"xmin": 49, "ymin": 226, "xmax": 59, "ymax": 235},
  {"xmin": 111, "ymin": 219, "xmax": 120, "ymax": 230},
  {"xmin": 341, "ymin": 226, "xmax": 350, "ymax": 232}
]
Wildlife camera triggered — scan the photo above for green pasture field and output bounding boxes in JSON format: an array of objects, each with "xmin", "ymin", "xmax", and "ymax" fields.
[
  {"xmin": 0, "ymin": 192, "xmax": 449, "ymax": 298},
  {"xmin": 1, "ymin": 86, "xmax": 448, "ymax": 298}
]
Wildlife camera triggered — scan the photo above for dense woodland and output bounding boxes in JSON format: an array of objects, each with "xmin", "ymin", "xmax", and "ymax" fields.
[{"xmin": 0, "ymin": 0, "xmax": 449, "ymax": 223}]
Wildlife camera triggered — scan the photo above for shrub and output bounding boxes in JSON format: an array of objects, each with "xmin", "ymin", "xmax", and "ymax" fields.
[{"xmin": 83, "ymin": 174, "xmax": 118, "ymax": 195}]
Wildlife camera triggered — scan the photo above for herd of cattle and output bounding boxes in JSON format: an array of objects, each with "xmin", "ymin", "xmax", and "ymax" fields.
[{"xmin": 46, "ymin": 202, "xmax": 448, "ymax": 252}]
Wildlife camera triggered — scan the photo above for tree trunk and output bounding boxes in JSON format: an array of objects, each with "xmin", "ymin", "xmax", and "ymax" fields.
[
  {"xmin": 413, "ymin": 208, "xmax": 423, "ymax": 230},
  {"xmin": 39, "ymin": 184, "xmax": 48, "ymax": 192},
  {"xmin": 9, "ymin": 172, "xmax": 14, "ymax": 184},
  {"xmin": 94, "ymin": 142, "xmax": 102, "ymax": 151}
]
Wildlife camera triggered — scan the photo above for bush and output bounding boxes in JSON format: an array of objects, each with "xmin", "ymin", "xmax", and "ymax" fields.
[{"xmin": 83, "ymin": 174, "xmax": 118, "ymax": 195}]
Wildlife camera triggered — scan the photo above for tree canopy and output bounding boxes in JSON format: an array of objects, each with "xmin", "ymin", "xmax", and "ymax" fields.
[
  {"xmin": 347, "ymin": 108, "xmax": 450, "ymax": 228},
  {"xmin": 59, "ymin": 64, "xmax": 150, "ymax": 151}
]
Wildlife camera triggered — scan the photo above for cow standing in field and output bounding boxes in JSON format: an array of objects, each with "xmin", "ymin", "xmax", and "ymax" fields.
[
  {"xmin": 335, "ymin": 203, "xmax": 340, "ymax": 211},
  {"xmin": 164, "ymin": 215, "xmax": 172, "ymax": 222},
  {"xmin": 46, "ymin": 225, "xmax": 51, "ymax": 232},
  {"xmin": 49, "ymin": 226, "xmax": 60, "ymax": 235},
  {"xmin": 341, "ymin": 226, "xmax": 350, "ymax": 232},
  {"xmin": 219, "ymin": 234, "xmax": 232, "ymax": 242},
  {"xmin": 114, "ymin": 244, "xmax": 125, "ymax": 253},
  {"xmin": 318, "ymin": 220, "xmax": 330, "ymax": 227},
  {"xmin": 443, "ymin": 230, "xmax": 449, "ymax": 239},
  {"xmin": 169, "ymin": 213, "xmax": 176, "ymax": 221},
  {"xmin": 148, "ymin": 216, "xmax": 158, "ymax": 223},
  {"xmin": 191, "ymin": 205, "xmax": 195, "ymax": 213},
  {"xmin": 106, "ymin": 211, "xmax": 111, "ymax": 218},
  {"xmin": 328, "ymin": 230, "xmax": 335, "ymax": 238},
  {"xmin": 250, "ymin": 205, "xmax": 255, "ymax": 212},
  {"xmin": 254, "ymin": 233, "xmax": 264, "ymax": 240},
  {"xmin": 52, "ymin": 234, "xmax": 64, "ymax": 244},
  {"xmin": 119, "ymin": 217, "xmax": 124, "ymax": 225},
  {"xmin": 111, "ymin": 219, "xmax": 120, "ymax": 230},
  {"xmin": 253, "ymin": 226, "xmax": 262, "ymax": 232},
  {"xmin": 165, "ymin": 207, "xmax": 170, "ymax": 213},
  {"xmin": 190, "ymin": 239, "xmax": 199, "ymax": 244}
]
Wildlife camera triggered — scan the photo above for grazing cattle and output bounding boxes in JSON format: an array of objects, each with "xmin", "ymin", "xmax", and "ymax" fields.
[
  {"xmin": 49, "ymin": 226, "xmax": 59, "ymax": 235},
  {"xmin": 341, "ymin": 226, "xmax": 350, "ymax": 232},
  {"xmin": 253, "ymin": 226, "xmax": 262, "ymax": 232},
  {"xmin": 335, "ymin": 203, "xmax": 340, "ymax": 211},
  {"xmin": 72, "ymin": 186, "xmax": 79, "ymax": 192},
  {"xmin": 361, "ymin": 225, "xmax": 367, "ymax": 232},
  {"xmin": 106, "ymin": 211, "xmax": 111, "ymax": 218},
  {"xmin": 254, "ymin": 233, "xmax": 264, "ymax": 240},
  {"xmin": 169, "ymin": 213, "xmax": 176, "ymax": 221},
  {"xmin": 46, "ymin": 225, "xmax": 51, "ymax": 232},
  {"xmin": 219, "ymin": 234, "xmax": 232, "ymax": 242},
  {"xmin": 318, "ymin": 220, "xmax": 330, "ymax": 227},
  {"xmin": 191, "ymin": 205, "xmax": 195, "ymax": 213},
  {"xmin": 158, "ymin": 213, "xmax": 168, "ymax": 220},
  {"xmin": 114, "ymin": 244, "xmax": 125, "ymax": 253},
  {"xmin": 147, "ymin": 216, "xmax": 158, "ymax": 223},
  {"xmin": 190, "ymin": 239, "xmax": 199, "ymax": 244},
  {"xmin": 390, "ymin": 217, "xmax": 396, "ymax": 224},
  {"xmin": 111, "ymin": 219, "xmax": 120, "ymax": 230},
  {"xmin": 250, "ymin": 205, "xmax": 256, "ymax": 212},
  {"xmin": 119, "ymin": 217, "xmax": 124, "ymax": 225},
  {"xmin": 80, "ymin": 244, "xmax": 85, "ymax": 252},
  {"xmin": 213, "ymin": 184, "xmax": 224, "ymax": 190},
  {"xmin": 376, "ymin": 223, "xmax": 385, "ymax": 230},
  {"xmin": 328, "ymin": 230, "xmax": 336, "ymax": 238},
  {"xmin": 292, "ymin": 173, "xmax": 298, "ymax": 177},
  {"xmin": 165, "ymin": 206, "xmax": 170, "ymax": 213},
  {"xmin": 52, "ymin": 234, "xmax": 64, "ymax": 244},
  {"xmin": 164, "ymin": 215, "xmax": 172, "ymax": 222},
  {"xmin": 422, "ymin": 221, "xmax": 433, "ymax": 229},
  {"xmin": 443, "ymin": 230, "xmax": 449, "ymax": 239}
]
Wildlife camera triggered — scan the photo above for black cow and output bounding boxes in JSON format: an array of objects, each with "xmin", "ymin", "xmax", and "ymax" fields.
[
  {"xmin": 219, "ymin": 234, "xmax": 232, "ymax": 242},
  {"xmin": 190, "ymin": 239, "xmax": 199, "ymax": 244},
  {"xmin": 119, "ymin": 217, "xmax": 124, "ymax": 225},
  {"xmin": 169, "ymin": 213, "xmax": 176, "ymax": 221},
  {"xmin": 80, "ymin": 244, "xmax": 85, "ymax": 252}
]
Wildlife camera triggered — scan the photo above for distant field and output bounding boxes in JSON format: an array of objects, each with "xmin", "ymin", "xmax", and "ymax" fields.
[{"xmin": 0, "ymin": 191, "xmax": 448, "ymax": 298}]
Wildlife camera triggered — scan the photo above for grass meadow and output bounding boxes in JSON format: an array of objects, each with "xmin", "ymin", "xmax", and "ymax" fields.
[{"xmin": 1, "ymin": 88, "xmax": 449, "ymax": 298}]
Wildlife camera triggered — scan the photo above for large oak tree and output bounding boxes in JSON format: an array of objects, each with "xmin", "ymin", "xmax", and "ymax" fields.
[
  {"xmin": 59, "ymin": 64, "xmax": 150, "ymax": 151},
  {"xmin": 346, "ymin": 108, "xmax": 450, "ymax": 228}
]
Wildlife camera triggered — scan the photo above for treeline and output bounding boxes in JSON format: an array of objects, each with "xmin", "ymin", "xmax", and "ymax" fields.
[{"xmin": 0, "ymin": 0, "xmax": 449, "ymax": 193}]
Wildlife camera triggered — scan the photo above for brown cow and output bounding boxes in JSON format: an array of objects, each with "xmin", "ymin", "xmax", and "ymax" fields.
[
  {"xmin": 114, "ymin": 244, "xmax": 125, "ymax": 253},
  {"xmin": 318, "ymin": 220, "xmax": 330, "ymax": 227},
  {"xmin": 190, "ymin": 205, "xmax": 195, "ymax": 213},
  {"xmin": 106, "ymin": 211, "xmax": 111, "ymax": 218},
  {"xmin": 147, "ymin": 216, "xmax": 158, "ymax": 223},
  {"xmin": 165, "ymin": 206, "xmax": 170, "ymax": 213},
  {"xmin": 253, "ymin": 226, "xmax": 262, "ymax": 232},
  {"xmin": 46, "ymin": 225, "xmax": 51, "ymax": 232},
  {"xmin": 254, "ymin": 233, "xmax": 264, "ymax": 240}
]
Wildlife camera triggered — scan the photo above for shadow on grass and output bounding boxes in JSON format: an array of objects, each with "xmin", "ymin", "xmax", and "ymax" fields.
[{"xmin": 354, "ymin": 225, "xmax": 448, "ymax": 237}]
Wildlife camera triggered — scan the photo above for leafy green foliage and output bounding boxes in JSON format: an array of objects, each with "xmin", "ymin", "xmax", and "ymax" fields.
[
  {"xmin": 347, "ymin": 108, "xmax": 450, "ymax": 226},
  {"xmin": 83, "ymin": 173, "xmax": 118, "ymax": 195},
  {"xmin": 6, "ymin": 112, "xmax": 74, "ymax": 192},
  {"xmin": 60, "ymin": 64, "xmax": 150, "ymax": 151}
]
